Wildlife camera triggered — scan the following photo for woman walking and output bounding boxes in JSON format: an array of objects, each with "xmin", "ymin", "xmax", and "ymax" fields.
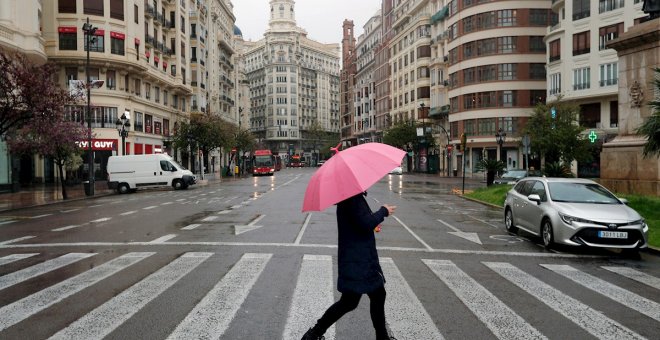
[{"xmin": 302, "ymin": 192, "xmax": 397, "ymax": 340}]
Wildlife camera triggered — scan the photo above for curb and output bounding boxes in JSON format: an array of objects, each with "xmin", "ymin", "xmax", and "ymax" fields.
[{"xmin": 0, "ymin": 191, "xmax": 115, "ymax": 214}]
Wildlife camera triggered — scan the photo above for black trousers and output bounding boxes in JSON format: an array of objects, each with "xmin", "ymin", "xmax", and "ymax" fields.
[{"xmin": 314, "ymin": 285, "xmax": 388, "ymax": 339}]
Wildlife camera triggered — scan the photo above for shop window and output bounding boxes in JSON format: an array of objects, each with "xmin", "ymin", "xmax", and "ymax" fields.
[
  {"xmin": 84, "ymin": 0, "xmax": 104, "ymax": 16},
  {"xmin": 58, "ymin": 0, "xmax": 76, "ymax": 13}
]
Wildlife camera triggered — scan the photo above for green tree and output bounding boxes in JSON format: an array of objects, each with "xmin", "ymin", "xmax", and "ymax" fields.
[
  {"xmin": 383, "ymin": 120, "xmax": 416, "ymax": 149},
  {"xmin": 306, "ymin": 120, "xmax": 326, "ymax": 163},
  {"xmin": 635, "ymin": 67, "xmax": 660, "ymax": 158},
  {"xmin": 172, "ymin": 114, "xmax": 235, "ymax": 168},
  {"xmin": 522, "ymin": 99, "xmax": 593, "ymax": 166},
  {"xmin": 474, "ymin": 158, "xmax": 506, "ymax": 186}
]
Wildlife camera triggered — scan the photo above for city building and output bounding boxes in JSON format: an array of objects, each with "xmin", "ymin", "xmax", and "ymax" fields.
[
  {"xmin": 0, "ymin": 0, "xmax": 47, "ymax": 190},
  {"xmin": 442, "ymin": 0, "xmax": 552, "ymax": 175},
  {"xmin": 354, "ymin": 10, "xmax": 382, "ymax": 145},
  {"xmin": 340, "ymin": 19, "xmax": 357, "ymax": 146},
  {"xmin": 545, "ymin": 0, "xmax": 647, "ymax": 177},
  {"xmin": 373, "ymin": 0, "xmax": 394, "ymax": 144},
  {"xmin": 243, "ymin": 0, "xmax": 341, "ymax": 164}
]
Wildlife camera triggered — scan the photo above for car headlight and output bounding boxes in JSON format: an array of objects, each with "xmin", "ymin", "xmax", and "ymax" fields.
[{"xmin": 558, "ymin": 212, "xmax": 595, "ymax": 225}]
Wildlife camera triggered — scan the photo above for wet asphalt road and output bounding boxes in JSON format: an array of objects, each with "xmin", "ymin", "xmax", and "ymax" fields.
[{"xmin": 0, "ymin": 168, "xmax": 658, "ymax": 339}]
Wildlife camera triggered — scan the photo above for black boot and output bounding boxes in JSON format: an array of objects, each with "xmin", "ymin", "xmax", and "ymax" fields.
[{"xmin": 301, "ymin": 327, "xmax": 325, "ymax": 340}]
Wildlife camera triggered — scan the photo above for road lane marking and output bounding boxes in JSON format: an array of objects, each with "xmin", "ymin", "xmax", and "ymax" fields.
[
  {"xmin": 143, "ymin": 206, "xmax": 158, "ymax": 210},
  {"xmin": 120, "ymin": 211, "xmax": 137, "ymax": 216},
  {"xmin": 230, "ymin": 204, "xmax": 243, "ymax": 209},
  {"xmin": 51, "ymin": 225, "xmax": 81, "ymax": 232},
  {"xmin": 437, "ymin": 219, "xmax": 482, "ymax": 245},
  {"xmin": 181, "ymin": 224, "xmax": 201, "ymax": 230},
  {"xmin": 542, "ymin": 264, "xmax": 660, "ymax": 322},
  {"xmin": 161, "ymin": 202, "xmax": 173, "ymax": 205},
  {"xmin": 0, "ymin": 252, "xmax": 153, "ymax": 331},
  {"xmin": 176, "ymin": 199, "xmax": 186, "ymax": 202},
  {"xmin": 49, "ymin": 252, "xmax": 212, "ymax": 340},
  {"xmin": 89, "ymin": 204, "xmax": 102, "ymax": 208},
  {"xmin": 602, "ymin": 266, "xmax": 660, "ymax": 290},
  {"xmin": 0, "ymin": 236, "xmax": 35, "ymax": 245},
  {"xmin": 201, "ymin": 216, "xmax": 218, "ymax": 222},
  {"xmin": 485, "ymin": 262, "xmax": 644, "ymax": 340},
  {"xmin": 148, "ymin": 234, "xmax": 177, "ymax": 243},
  {"xmin": 424, "ymin": 259, "xmax": 545, "ymax": 339},
  {"xmin": 0, "ymin": 241, "xmax": 605, "ymax": 258},
  {"xmin": 217, "ymin": 210, "xmax": 230, "ymax": 215},
  {"xmin": 234, "ymin": 215, "xmax": 266, "ymax": 235},
  {"xmin": 167, "ymin": 253, "xmax": 272, "ymax": 340},
  {"xmin": 0, "ymin": 220, "xmax": 16, "ymax": 226},
  {"xmin": 392, "ymin": 216, "xmax": 433, "ymax": 250},
  {"xmin": 31, "ymin": 214, "xmax": 52, "ymax": 219},
  {"xmin": 283, "ymin": 254, "xmax": 335, "ymax": 340},
  {"xmin": 90, "ymin": 217, "xmax": 112, "ymax": 223},
  {"xmin": 0, "ymin": 253, "xmax": 39, "ymax": 266},
  {"xmin": 381, "ymin": 257, "xmax": 445, "ymax": 339},
  {"xmin": 0, "ymin": 253, "xmax": 96, "ymax": 291},
  {"xmin": 61, "ymin": 209, "xmax": 80, "ymax": 213},
  {"xmin": 294, "ymin": 214, "xmax": 312, "ymax": 245}
]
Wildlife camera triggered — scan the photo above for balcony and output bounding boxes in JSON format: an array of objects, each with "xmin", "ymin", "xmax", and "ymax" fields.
[
  {"xmin": 145, "ymin": 5, "xmax": 155, "ymax": 18},
  {"xmin": 600, "ymin": 78, "xmax": 618, "ymax": 87},
  {"xmin": 145, "ymin": 35, "xmax": 155, "ymax": 47}
]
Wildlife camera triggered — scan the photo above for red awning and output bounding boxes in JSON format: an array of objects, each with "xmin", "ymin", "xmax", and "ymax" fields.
[
  {"xmin": 110, "ymin": 31, "xmax": 125, "ymax": 40},
  {"xmin": 58, "ymin": 26, "xmax": 77, "ymax": 33},
  {"xmin": 94, "ymin": 29, "xmax": 104, "ymax": 36}
]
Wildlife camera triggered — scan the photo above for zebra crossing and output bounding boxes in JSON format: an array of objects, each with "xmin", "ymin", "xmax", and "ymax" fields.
[{"xmin": 0, "ymin": 251, "xmax": 658, "ymax": 339}]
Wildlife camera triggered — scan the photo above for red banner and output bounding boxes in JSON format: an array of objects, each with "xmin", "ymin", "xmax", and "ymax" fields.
[
  {"xmin": 154, "ymin": 56, "xmax": 159, "ymax": 63},
  {"xmin": 134, "ymin": 38, "xmax": 140, "ymax": 45},
  {"xmin": 163, "ymin": 61, "xmax": 168, "ymax": 68},
  {"xmin": 94, "ymin": 29, "xmax": 105, "ymax": 36},
  {"xmin": 58, "ymin": 26, "xmax": 77, "ymax": 33},
  {"xmin": 110, "ymin": 31, "xmax": 125, "ymax": 40},
  {"xmin": 145, "ymin": 50, "xmax": 150, "ymax": 58}
]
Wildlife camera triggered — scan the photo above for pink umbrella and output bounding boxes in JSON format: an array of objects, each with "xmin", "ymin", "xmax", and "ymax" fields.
[{"xmin": 302, "ymin": 142, "xmax": 405, "ymax": 212}]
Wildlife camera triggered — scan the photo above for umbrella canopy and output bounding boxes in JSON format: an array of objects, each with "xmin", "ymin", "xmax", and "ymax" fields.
[{"xmin": 302, "ymin": 143, "xmax": 405, "ymax": 212}]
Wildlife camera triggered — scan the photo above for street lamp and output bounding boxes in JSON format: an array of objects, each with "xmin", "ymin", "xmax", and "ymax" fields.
[
  {"xmin": 419, "ymin": 102, "xmax": 426, "ymax": 132},
  {"xmin": 115, "ymin": 110, "xmax": 131, "ymax": 156},
  {"xmin": 82, "ymin": 18, "xmax": 99, "ymax": 196},
  {"xmin": 495, "ymin": 128, "xmax": 506, "ymax": 162}
]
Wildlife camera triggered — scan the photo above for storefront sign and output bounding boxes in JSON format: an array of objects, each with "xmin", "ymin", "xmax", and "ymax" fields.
[
  {"xmin": 58, "ymin": 26, "xmax": 77, "ymax": 33},
  {"xmin": 77, "ymin": 139, "xmax": 117, "ymax": 151},
  {"xmin": 110, "ymin": 32, "xmax": 125, "ymax": 40}
]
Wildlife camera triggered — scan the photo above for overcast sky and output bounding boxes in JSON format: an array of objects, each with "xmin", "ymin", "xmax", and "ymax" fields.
[{"xmin": 232, "ymin": 0, "xmax": 382, "ymax": 44}]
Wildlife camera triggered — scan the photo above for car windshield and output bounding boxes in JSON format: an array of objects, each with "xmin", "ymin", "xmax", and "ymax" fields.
[
  {"xmin": 548, "ymin": 182, "xmax": 620, "ymax": 204},
  {"xmin": 502, "ymin": 170, "xmax": 527, "ymax": 179}
]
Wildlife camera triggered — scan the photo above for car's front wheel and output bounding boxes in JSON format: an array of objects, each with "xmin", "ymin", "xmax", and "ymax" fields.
[
  {"xmin": 504, "ymin": 208, "xmax": 518, "ymax": 233},
  {"xmin": 542, "ymin": 219, "xmax": 554, "ymax": 249}
]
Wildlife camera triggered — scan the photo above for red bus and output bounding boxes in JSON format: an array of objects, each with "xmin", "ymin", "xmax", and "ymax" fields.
[{"xmin": 252, "ymin": 150, "xmax": 275, "ymax": 176}]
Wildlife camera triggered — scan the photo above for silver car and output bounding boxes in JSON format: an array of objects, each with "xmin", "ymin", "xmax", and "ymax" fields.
[{"xmin": 504, "ymin": 177, "xmax": 648, "ymax": 250}]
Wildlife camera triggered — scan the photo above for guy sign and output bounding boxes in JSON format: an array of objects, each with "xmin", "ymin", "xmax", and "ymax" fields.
[{"xmin": 76, "ymin": 139, "xmax": 117, "ymax": 151}]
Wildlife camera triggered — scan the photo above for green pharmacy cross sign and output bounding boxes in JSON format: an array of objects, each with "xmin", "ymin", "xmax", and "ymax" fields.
[{"xmin": 588, "ymin": 130, "xmax": 598, "ymax": 143}]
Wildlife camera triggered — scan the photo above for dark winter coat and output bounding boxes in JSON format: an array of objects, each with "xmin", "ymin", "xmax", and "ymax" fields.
[{"xmin": 335, "ymin": 193, "xmax": 389, "ymax": 294}]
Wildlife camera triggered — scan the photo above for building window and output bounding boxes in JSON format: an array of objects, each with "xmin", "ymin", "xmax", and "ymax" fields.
[
  {"xmin": 58, "ymin": 32, "xmax": 77, "ymax": 50},
  {"xmin": 500, "ymin": 91, "xmax": 514, "ymax": 107},
  {"xmin": 573, "ymin": 31, "xmax": 590, "ymax": 56},
  {"xmin": 530, "ymin": 36, "xmax": 546, "ymax": 52},
  {"xmin": 106, "ymin": 70, "xmax": 116, "ymax": 90},
  {"xmin": 599, "ymin": 62, "xmax": 618, "ymax": 87},
  {"xmin": 84, "ymin": 0, "xmax": 104, "ymax": 16},
  {"xmin": 498, "ymin": 36, "xmax": 516, "ymax": 53},
  {"xmin": 110, "ymin": 0, "xmax": 124, "ymax": 20},
  {"xmin": 549, "ymin": 73, "xmax": 561, "ymax": 95},
  {"xmin": 111, "ymin": 35, "xmax": 125, "ymax": 55},
  {"xmin": 529, "ymin": 64, "xmax": 546, "ymax": 80},
  {"xmin": 529, "ymin": 9, "xmax": 549, "ymax": 26},
  {"xmin": 84, "ymin": 32, "xmax": 104, "ymax": 52},
  {"xmin": 599, "ymin": 0, "xmax": 625, "ymax": 13},
  {"xmin": 573, "ymin": 67, "xmax": 591, "ymax": 90},
  {"xmin": 58, "ymin": 0, "xmax": 76, "ymax": 13},
  {"xmin": 573, "ymin": 0, "xmax": 591, "ymax": 20},
  {"xmin": 134, "ymin": 4, "xmax": 139, "ymax": 24},
  {"xmin": 145, "ymin": 114, "xmax": 153, "ymax": 133},
  {"xmin": 599, "ymin": 23, "xmax": 623, "ymax": 50},
  {"xmin": 498, "ymin": 9, "xmax": 516, "ymax": 27},
  {"xmin": 498, "ymin": 64, "xmax": 516, "ymax": 80},
  {"xmin": 549, "ymin": 39, "xmax": 561, "ymax": 62}
]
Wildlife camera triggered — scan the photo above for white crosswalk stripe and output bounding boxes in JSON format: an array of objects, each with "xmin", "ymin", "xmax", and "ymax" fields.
[
  {"xmin": 0, "ymin": 253, "xmax": 95, "ymax": 291},
  {"xmin": 48, "ymin": 252, "xmax": 212, "ymax": 340},
  {"xmin": 283, "ymin": 254, "xmax": 335, "ymax": 340},
  {"xmin": 382, "ymin": 257, "xmax": 445, "ymax": 340},
  {"xmin": 602, "ymin": 266, "xmax": 660, "ymax": 290},
  {"xmin": 0, "ymin": 252, "xmax": 153, "ymax": 331},
  {"xmin": 542, "ymin": 264, "xmax": 660, "ymax": 322},
  {"xmin": 0, "ymin": 253, "xmax": 38, "ymax": 266},
  {"xmin": 485, "ymin": 262, "xmax": 645, "ymax": 340},
  {"xmin": 0, "ymin": 251, "xmax": 657, "ymax": 339},
  {"xmin": 167, "ymin": 253, "xmax": 272, "ymax": 340},
  {"xmin": 424, "ymin": 259, "xmax": 546, "ymax": 339}
]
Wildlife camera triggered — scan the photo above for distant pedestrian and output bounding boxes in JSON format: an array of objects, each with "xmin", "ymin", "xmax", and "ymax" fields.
[{"xmin": 302, "ymin": 192, "xmax": 397, "ymax": 340}]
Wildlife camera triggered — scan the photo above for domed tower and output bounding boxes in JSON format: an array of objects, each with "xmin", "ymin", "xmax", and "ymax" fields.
[{"xmin": 268, "ymin": 0, "xmax": 298, "ymax": 32}]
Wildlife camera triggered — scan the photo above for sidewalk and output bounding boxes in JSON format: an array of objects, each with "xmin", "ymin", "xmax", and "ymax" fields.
[{"xmin": 0, "ymin": 173, "xmax": 231, "ymax": 213}]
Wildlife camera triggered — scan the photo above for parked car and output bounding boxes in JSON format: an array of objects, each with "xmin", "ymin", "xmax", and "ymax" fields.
[
  {"xmin": 389, "ymin": 166, "xmax": 403, "ymax": 175},
  {"xmin": 493, "ymin": 169, "xmax": 530, "ymax": 185},
  {"xmin": 503, "ymin": 177, "xmax": 648, "ymax": 251}
]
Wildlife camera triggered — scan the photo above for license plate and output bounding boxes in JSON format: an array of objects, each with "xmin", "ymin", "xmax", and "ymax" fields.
[{"xmin": 598, "ymin": 231, "xmax": 627, "ymax": 239}]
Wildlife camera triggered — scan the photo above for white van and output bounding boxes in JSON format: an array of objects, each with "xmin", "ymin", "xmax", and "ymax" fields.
[{"xmin": 107, "ymin": 154, "xmax": 196, "ymax": 194}]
